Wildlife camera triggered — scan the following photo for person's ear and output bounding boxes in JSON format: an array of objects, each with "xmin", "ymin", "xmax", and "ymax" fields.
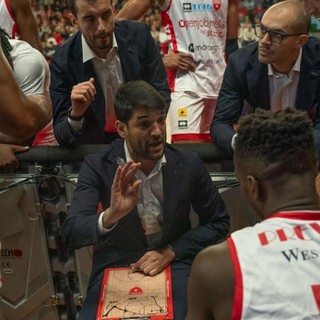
[
  {"xmin": 115, "ymin": 120, "xmax": 127, "ymax": 139},
  {"xmin": 246, "ymin": 175, "xmax": 261, "ymax": 201},
  {"xmin": 297, "ymin": 34, "xmax": 309, "ymax": 47},
  {"xmin": 69, "ymin": 13, "xmax": 79, "ymax": 30}
]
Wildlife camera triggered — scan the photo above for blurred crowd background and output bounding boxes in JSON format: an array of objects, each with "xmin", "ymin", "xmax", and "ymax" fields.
[{"xmin": 31, "ymin": 0, "xmax": 305, "ymax": 61}]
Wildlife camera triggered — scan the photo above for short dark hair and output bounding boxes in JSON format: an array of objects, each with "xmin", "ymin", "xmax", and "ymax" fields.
[
  {"xmin": 235, "ymin": 109, "xmax": 316, "ymax": 180},
  {"xmin": 0, "ymin": 28, "xmax": 13, "ymax": 69},
  {"xmin": 114, "ymin": 81, "xmax": 167, "ymax": 124},
  {"xmin": 67, "ymin": 0, "xmax": 112, "ymax": 15},
  {"xmin": 67, "ymin": 0, "xmax": 77, "ymax": 15}
]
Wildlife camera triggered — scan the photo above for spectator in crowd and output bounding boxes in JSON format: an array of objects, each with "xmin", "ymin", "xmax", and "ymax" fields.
[
  {"xmin": 241, "ymin": 22, "xmax": 258, "ymax": 46},
  {"xmin": 0, "ymin": 28, "xmax": 57, "ymax": 171},
  {"xmin": 116, "ymin": 0, "xmax": 240, "ymax": 144},
  {"xmin": 50, "ymin": 0, "xmax": 170, "ymax": 146},
  {"xmin": 0, "ymin": 31, "xmax": 51, "ymax": 144},
  {"xmin": 158, "ymin": 26, "xmax": 169, "ymax": 55},
  {"xmin": 61, "ymin": 81, "xmax": 229, "ymax": 320},
  {"xmin": 210, "ymin": 0, "xmax": 320, "ymax": 158},
  {"xmin": 150, "ymin": 20, "xmax": 160, "ymax": 47},
  {"xmin": 0, "ymin": 0, "xmax": 42, "ymax": 52},
  {"xmin": 186, "ymin": 108, "xmax": 320, "ymax": 319},
  {"xmin": 302, "ymin": 0, "xmax": 320, "ymax": 18}
]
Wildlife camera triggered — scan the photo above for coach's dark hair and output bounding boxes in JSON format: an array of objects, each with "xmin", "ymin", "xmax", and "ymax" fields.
[
  {"xmin": 66, "ymin": 0, "xmax": 77, "ymax": 15},
  {"xmin": 0, "ymin": 28, "xmax": 13, "ymax": 69},
  {"xmin": 67, "ymin": 0, "xmax": 113, "ymax": 15},
  {"xmin": 114, "ymin": 81, "xmax": 167, "ymax": 124},
  {"xmin": 235, "ymin": 109, "xmax": 316, "ymax": 180}
]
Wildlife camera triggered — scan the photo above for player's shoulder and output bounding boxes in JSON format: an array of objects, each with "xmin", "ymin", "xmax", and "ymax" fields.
[{"xmin": 192, "ymin": 241, "xmax": 232, "ymax": 288}]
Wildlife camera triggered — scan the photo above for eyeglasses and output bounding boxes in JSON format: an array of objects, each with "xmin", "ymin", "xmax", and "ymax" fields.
[{"xmin": 254, "ymin": 24, "xmax": 304, "ymax": 43}]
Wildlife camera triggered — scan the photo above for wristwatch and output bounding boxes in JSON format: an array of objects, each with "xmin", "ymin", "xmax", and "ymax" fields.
[{"xmin": 68, "ymin": 107, "xmax": 84, "ymax": 121}]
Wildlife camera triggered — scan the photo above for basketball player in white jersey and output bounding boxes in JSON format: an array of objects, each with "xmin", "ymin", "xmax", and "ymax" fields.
[
  {"xmin": 186, "ymin": 109, "xmax": 320, "ymax": 319},
  {"xmin": 117, "ymin": 0, "xmax": 240, "ymax": 143},
  {"xmin": 0, "ymin": 0, "xmax": 42, "ymax": 52}
]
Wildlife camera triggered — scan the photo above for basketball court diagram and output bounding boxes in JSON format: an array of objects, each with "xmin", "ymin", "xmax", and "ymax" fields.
[{"xmin": 96, "ymin": 267, "xmax": 173, "ymax": 320}]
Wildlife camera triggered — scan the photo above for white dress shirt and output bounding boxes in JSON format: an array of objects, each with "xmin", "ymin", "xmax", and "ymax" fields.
[{"xmin": 99, "ymin": 142, "xmax": 167, "ymax": 247}]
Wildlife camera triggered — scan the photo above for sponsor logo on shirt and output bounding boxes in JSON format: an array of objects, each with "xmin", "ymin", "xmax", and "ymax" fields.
[
  {"xmin": 183, "ymin": 2, "xmax": 215, "ymax": 12},
  {"xmin": 188, "ymin": 43, "xmax": 220, "ymax": 52},
  {"xmin": 178, "ymin": 18, "xmax": 226, "ymax": 30},
  {"xmin": 178, "ymin": 120, "xmax": 188, "ymax": 129},
  {"xmin": 183, "ymin": 3, "xmax": 192, "ymax": 12},
  {"xmin": 178, "ymin": 108, "xmax": 187, "ymax": 118},
  {"xmin": 212, "ymin": 0, "xmax": 222, "ymax": 10}
]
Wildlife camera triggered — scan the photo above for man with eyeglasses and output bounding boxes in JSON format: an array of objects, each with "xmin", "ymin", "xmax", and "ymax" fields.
[{"xmin": 210, "ymin": 0, "xmax": 320, "ymax": 159}]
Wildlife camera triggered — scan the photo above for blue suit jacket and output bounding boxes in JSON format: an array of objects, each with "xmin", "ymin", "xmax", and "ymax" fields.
[
  {"xmin": 60, "ymin": 139, "xmax": 229, "ymax": 281},
  {"xmin": 210, "ymin": 38, "xmax": 320, "ymax": 156},
  {"xmin": 50, "ymin": 20, "xmax": 171, "ymax": 146}
]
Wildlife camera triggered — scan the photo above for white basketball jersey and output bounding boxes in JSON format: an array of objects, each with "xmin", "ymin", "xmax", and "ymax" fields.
[
  {"xmin": 0, "ymin": 0, "xmax": 17, "ymax": 38},
  {"xmin": 228, "ymin": 211, "xmax": 320, "ymax": 319},
  {"xmin": 160, "ymin": 0, "xmax": 228, "ymax": 98}
]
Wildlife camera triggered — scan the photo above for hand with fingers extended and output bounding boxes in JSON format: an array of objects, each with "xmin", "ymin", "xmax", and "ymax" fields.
[
  {"xmin": 102, "ymin": 161, "xmax": 142, "ymax": 228},
  {"xmin": 163, "ymin": 50, "xmax": 196, "ymax": 72},
  {"xmin": 70, "ymin": 77, "xmax": 96, "ymax": 117},
  {"xmin": 0, "ymin": 143, "xmax": 29, "ymax": 172},
  {"xmin": 130, "ymin": 246, "xmax": 176, "ymax": 276}
]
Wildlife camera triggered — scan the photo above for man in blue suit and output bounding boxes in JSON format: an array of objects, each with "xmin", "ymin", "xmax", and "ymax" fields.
[
  {"xmin": 50, "ymin": 0, "xmax": 170, "ymax": 146},
  {"xmin": 60, "ymin": 81, "xmax": 229, "ymax": 319},
  {"xmin": 210, "ymin": 0, "xmax": 320, "ymax": 157}
]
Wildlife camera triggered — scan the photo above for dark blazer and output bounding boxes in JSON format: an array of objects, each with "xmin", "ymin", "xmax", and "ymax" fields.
[
  {"xmin": 50, "ymin": 20, "xmax": 171, "ymax": 146},
  {"xmin": 210, "ymin": 38, "xmax": 320, "ymax": 156},
  {"xmin": 60, "ymin": 139, "xmax": 229, "ymax": 281}
]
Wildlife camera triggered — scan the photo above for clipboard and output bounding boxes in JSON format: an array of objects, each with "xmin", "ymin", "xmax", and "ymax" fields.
[{"xmin": 96, "ymin": 266, "xmax": 173, "ymax": 320}]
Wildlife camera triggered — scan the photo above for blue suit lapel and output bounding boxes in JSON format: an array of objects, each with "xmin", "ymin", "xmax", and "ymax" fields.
[
  {"xmin": 161, "ymin": 148, "xmax": 184, "ymax": 242},
  {"xmin": 69, "ymin": 34, "xmax": 106, "ymax": 134},
  {"xmin": 115, "ymin": 23, "xmax": 140, "ymax": 83},
  {"xmin": 106, "ymin": 142, "xmax": 147, "ymax": 245},
  {"xmin": 296, "ymin": 52, "xmax": 320, "ymax": 112}
]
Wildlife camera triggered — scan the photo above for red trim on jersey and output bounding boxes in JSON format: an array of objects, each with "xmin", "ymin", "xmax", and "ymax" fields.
[
  {"xmin": 161, "ymin": 0, "xmax": 172, "ymax": 13},
  {"xmin": 171, "ymin": 133, "xmax": 212, "ymax": 143},
  {"xmin": 165, "ymin": 68, "xmax": 177, "ymax": 92},
  {"xmin": 311, "ymin": 285, "xmax": 320, "ymax": 313},
  {"xmin": 267, "ymin": 211, "xmax": 320, "ymax": 221},
  {"xmin": 227, "ymin": 237, "xmax": 243, "ymax": 320},
  {"xmin": 4, "ymin": 0, "xmax": 18, "ymax": 38},
  {"xmin": 4, "ymin": 0, "xmax": 13, "ymax": 18},
  {"xmin": 161, "ymin": 8, "xmax": 178, "ymax": 92}
]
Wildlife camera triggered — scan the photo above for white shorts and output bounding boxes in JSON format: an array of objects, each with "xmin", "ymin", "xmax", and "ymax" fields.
[{"xmin": 167, "ymin": 91, "xmax": 217, "ymax": 142}]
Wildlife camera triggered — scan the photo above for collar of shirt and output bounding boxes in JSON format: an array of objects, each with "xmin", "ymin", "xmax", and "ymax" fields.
[
  {"xmin": 268, "ymin": 47, "xmax": 302, "ymax": 78},
  {"xmin": 123, "ymin": 141, "xmax": 167, "ymax": 178},
  {"xmin": 82, "ymin": 33, "xmax": 118, "ymax": 63}
]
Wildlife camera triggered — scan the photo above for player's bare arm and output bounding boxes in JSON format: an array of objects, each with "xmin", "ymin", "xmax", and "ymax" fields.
[
  {"xmin": 227, "ymin": 0, "xmax": 240, "ymax": 40},
  {"xmin": 9, "ymin": 0, "xmax": 43, "ymax": 52},
  {"xmin": 186, "ymin": 242, "xmax": 234, "ymax": 320},
  {"xmin": 0, "ymin": 43, "xmax": 51, "ymax": 140},
  {"xmin": 116, "ymin": 0, "xmax": 164, "ymax": 20}
]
